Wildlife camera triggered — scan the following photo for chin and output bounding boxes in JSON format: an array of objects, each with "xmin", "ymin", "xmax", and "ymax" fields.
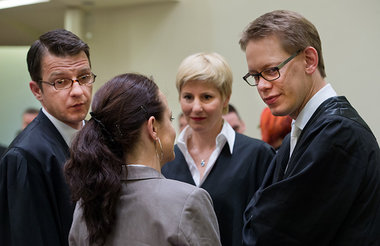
[{"xmin": 268, "ymin": 106, "xmax": 287, "ymax": 117}]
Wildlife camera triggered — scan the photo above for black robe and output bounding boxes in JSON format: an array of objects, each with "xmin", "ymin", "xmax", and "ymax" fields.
[
  {"xmin": 162, "ymin": 133, "xmax": 275, "ymax": 246},
  {"xmin": 243, "ymin": 96, "xmax": 380, "ymax": 246},
  {"xmin": 0, "ymin": 144, "xmax": 7, "ymax": 158},
  {"xmin": 0, "ymin": 110, "xmax": 73, "ymax": 246}
]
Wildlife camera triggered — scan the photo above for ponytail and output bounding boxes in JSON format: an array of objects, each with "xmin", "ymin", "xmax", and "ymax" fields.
[{"xmin": 65, "ymin": 120, "xmax": 123, "ymax": 246}]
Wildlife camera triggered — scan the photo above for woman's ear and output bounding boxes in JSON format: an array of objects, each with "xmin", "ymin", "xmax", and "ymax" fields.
[
  {"xmin": 223, "ymin": 95, "xmax": 231, "ymax": 109},
  {"xmin": 147, "ymin": 116, "xmax": 158, "ymax": 140},
  {"xmin": 303, "ymin": 46, "xmax": 319, "ymax": 75}
]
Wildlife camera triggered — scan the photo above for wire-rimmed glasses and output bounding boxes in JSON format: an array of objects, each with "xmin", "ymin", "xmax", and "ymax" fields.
[{"xmin": 39, "ymin": 73, "xmax": 97, "ymax": 90}]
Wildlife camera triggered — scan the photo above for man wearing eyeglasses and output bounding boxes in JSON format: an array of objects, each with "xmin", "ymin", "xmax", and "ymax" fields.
[
  {"xmin": 240, "ymin": 10, "xmax": 380, "ymax": 246},
  {"xmin": 0, "ymin": 29, "xmax": 95, "ymax": 246}
]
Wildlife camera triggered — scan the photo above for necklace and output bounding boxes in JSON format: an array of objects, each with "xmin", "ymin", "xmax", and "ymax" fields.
[{"xmin": 200, "ymin": 160, "xmax": 205, "ymax": 167}]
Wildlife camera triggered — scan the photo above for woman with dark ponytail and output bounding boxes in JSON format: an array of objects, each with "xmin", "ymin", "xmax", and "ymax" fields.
[{"xmin": 65, "ymin": 73, "xmax": 221, "ymax": 246}]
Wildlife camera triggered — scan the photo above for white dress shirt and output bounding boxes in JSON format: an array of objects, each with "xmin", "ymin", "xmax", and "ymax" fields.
[
  {"xmin": 42, "ymin": 108, "xmax": 84, "ymax": 147},
  {"xmin": 290, "ymin": 83, "xmax": 337, "ymax": 156},
  {"xmin": 177, "ymin": 121, "xmax": 235, "ymax": 186}
]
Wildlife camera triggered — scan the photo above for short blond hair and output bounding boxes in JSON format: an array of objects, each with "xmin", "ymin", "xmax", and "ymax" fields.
[{"xmin": 176, "ymin": 52, "xmax": 233, "ymax": 114}]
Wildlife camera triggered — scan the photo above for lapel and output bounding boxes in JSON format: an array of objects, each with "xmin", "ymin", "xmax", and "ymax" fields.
[
  {"xmin": 174, "ymin": 146, "xmax": 197, "ymax": 186},
  {"xmin": 38, "ymin": 110, "xmax": 69, "ymax": 153},
  {"xmin": 280, "ymin": 96, "xmax": 345, "ymax": 178},
  {"xmin": 272, "ymin": 134, "xmax": 291, "ymax": 182}
]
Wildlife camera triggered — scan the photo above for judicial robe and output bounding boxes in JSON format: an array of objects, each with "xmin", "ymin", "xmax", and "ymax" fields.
[
  {"xmin": 243, "ymin": 96, "xmax": 380, "ymax": 246},
  {"xmin": 0, "ymin": 110, "xmax": 74, "ymax": 246},
  {"xmin": 0, "ymin": 144, "xmax": 7, "ymax": 157},
  {"xmin": 162, "ymin": 133, "xmax": 275, "ymax": 246}
]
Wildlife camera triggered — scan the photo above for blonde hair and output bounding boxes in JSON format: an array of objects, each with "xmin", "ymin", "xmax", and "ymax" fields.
[{"xmin": 176, "ymin": 52, "xmax": 233, "ymax": 114}]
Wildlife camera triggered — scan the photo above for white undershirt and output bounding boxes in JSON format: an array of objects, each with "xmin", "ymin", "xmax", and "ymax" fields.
[
  {"xmin": 177, "ymin": 121, "xmax": 235, "ymax": 186},
  {"xmin": 293, "ymin": 83, "xmax": 338, "ymax": 133}
]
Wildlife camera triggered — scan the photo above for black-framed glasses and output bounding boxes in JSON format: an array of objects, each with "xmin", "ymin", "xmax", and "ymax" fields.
[
  {"xmin": 243, "ymin": 50, "xmax": 302, "ymax": 86},
  {"xmin": 39, "ymin": 73, "xmax": 97, "ymax": 90}
]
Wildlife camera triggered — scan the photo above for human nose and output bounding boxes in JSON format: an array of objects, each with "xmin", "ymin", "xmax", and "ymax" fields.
[
  {"xmin": 256, "ymin": 76, "xmax": 272, "ymax": 90},
  {"xmin": 70, "ymin": 80, "xmax": 85, "ymax": 96},
  {"xmin": 192, "ymin": 98, "xmax": 203, "ymax": 112}
]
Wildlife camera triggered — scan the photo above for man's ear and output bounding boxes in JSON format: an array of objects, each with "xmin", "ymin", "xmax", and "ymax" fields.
[
  {"xmin": 29, "ymin": 81, "xmax": 43, "ymax": 102},
  {"xmin": 147, "ymin": 116, "xmax": 158, "ymax": 140},
  {"xmin": 241, "ymin": 120, "xmax": 246, "ymax": 133},
  {"xmin": 303, "ymin": 46, "xmax": 319, "ymax": 75}
]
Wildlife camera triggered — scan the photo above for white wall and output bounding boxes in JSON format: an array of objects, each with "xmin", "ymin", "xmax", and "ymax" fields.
[
  {"xmin": 87, "ymin": 0, "xmax": 380, "ymax": 140},
  {"xmin": 1, "ymin": 0, "xmax": 379, "ymax": 145}
]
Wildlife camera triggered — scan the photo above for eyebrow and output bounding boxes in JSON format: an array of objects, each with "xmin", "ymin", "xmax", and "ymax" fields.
[
  {"xmin": 249, "ymin": 62, "xmax": 278, "ymax": 73},
  {"xmin": 49, "ymin": 68, "xmax": 91, "ymax": 78}
]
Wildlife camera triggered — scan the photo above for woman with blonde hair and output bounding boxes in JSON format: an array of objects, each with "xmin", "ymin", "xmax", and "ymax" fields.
[{"xmin": 162, "ymin": 53, "xmax": 274, "ymax": 245}]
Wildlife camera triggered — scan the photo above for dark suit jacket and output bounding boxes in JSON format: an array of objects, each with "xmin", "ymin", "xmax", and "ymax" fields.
[
  {"xmin": 243, "ymin": 96, "xmax": 380, "ymax": 246},
  {"xmin": 0, "ymin": 110, "xmax": 74, "ymax": 246},
  {"xmin": 162, "ymin": 133, "xmax": 275, "ymax": 246}
]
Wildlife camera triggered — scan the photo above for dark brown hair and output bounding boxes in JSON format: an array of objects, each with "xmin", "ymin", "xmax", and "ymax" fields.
[
  {"xmin": 227, "ymin": 104, "xmax": 242, "ymax": 120},
  {"xmin": 23, "ymin": 107, "xmax": 39, "ymax": 115},
  {"xmin": 64, "ymin": 73, "xmax": 163, "ymax": 246},
  {"xmin": 26, "ymin": 29, "xmax": 90, "ymax": 83},
  {"xmin": 240, "ymin": 10, "xmax": 326, "ymax": 78}
]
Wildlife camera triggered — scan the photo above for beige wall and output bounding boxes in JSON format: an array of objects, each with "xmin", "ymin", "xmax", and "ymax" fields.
[
  {"xmin": 0, "ymin": 46, "xmax": 39, "ymax": 146},
  {"xmin": 1, "ymin": 0, "xmax": 379, "ymax": 145}
]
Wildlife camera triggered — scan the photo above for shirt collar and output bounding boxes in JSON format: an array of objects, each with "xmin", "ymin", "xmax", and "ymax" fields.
[
  {"xmin": 42, "ymin": 107, "xmax": 84, "ymax": 147},
  {"xmin": 220, "ymin": 120, "xmax": 235, "ymax": 154},
  {"xmin": 294, "ymin": 83, "xmax": 337, "ymax": 130},
  {"xmin": 121, "ymin": 165, "xmax": 165, "ymax": 181},
  {"xmin": 177, "ymin": 120, "xmax": 236, "ymax": 186},
  {"xmin": 177, "ymin": 120, "xmax": 235, "ymax": 154}
]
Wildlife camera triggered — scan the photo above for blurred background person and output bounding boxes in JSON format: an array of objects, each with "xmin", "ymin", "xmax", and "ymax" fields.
[
  {"xmin": 178, "ymin": 112, "xmax": 188, "ymax": 133},
  {"xmin": 16, "ymin": 107, "xmax": 39, "ymax": 136},
  {"xmin": 65, "ymin": 73, "xmax": 221, "ymax": 246},
  {"xmin": 260, "ymin": 107, "xmax": 292, "ymax": 150},
  {"xmin": 162, "ymin": 52, "xmax": 274, "ymax": 246},
  {"xmin": 21, "ymin": 107, "xmax": 39, "ymax": 130},
  {"xmin": 223, "ymin": 103, "xmax": 246, "ymax": 134}
]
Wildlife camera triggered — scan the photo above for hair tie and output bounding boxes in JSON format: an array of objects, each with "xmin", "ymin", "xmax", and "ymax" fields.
[{"xmin": 90, "ymin": 112, "xmax": 115, "ymax": 142}]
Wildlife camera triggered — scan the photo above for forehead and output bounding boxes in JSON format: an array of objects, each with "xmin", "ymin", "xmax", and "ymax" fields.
[
  {"xmin": 23, "ymin": 113, "xmax": 37, "ymax": 119},
  {"xmin": 41, "ymin": 51, "xmax": 90, "ymax": 77},
  {"xmin": 181, "ymin": 80, "xmax": 220, "ymax": 93},
  {"xmin": 245, "ymin": 36, "xmax": 288, "ymax": 70},
  {"xmin": 158, "ymin": 90, "xmax": 168, "ymax": 109},
  {"xmin": 223, "ymin": 112, "xmax": 240, "ymax": 122}
]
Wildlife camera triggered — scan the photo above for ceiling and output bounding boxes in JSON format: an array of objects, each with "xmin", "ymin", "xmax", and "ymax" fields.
[{"xmin": 0, "ymin": 0, "xmax": 176, "ymax": 46}]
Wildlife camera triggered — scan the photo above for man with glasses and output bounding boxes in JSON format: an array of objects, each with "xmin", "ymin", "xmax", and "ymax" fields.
[
  {"xmin": 0, "ymin": 29, "xmax": 95, "ymax": 246},
  {"xmin": 239, "ymin": 10, "xmax": 380, "ymax": 246}
]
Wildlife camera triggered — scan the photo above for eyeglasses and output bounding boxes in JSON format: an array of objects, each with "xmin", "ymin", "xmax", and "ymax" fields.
[
  {"xmin": 243, "ymin": 50, "xmax": 301, "ymax": 86},
  {"xmin": 39, "ymin": 73, "xmax": 97, "ymax": 90}
]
